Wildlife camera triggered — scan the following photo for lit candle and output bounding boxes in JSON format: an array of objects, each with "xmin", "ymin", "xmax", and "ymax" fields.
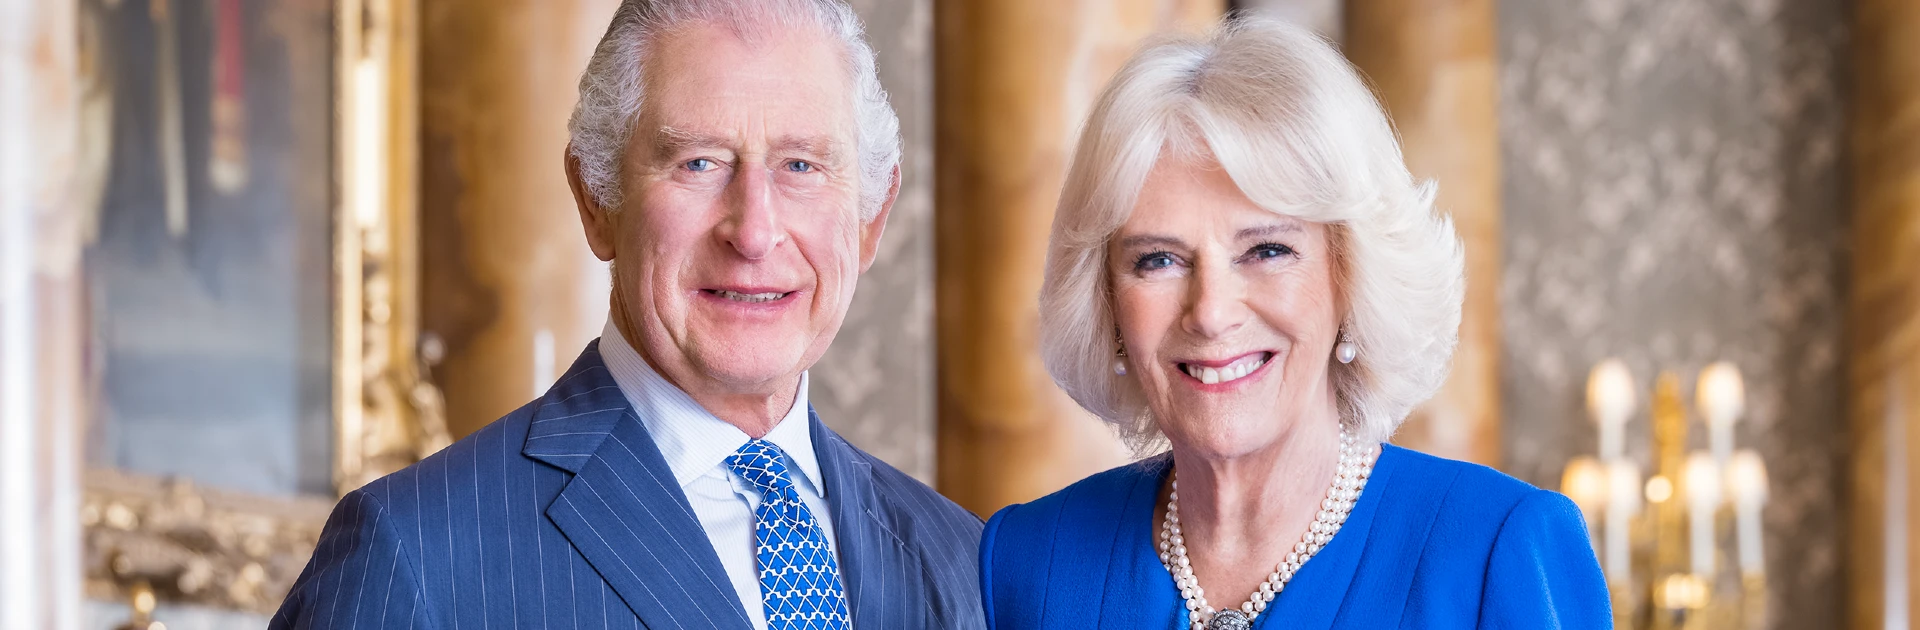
[
  {"xmin": 1605, "ymin": 461, "xmax": 1642, "ymax": 582},
  {"xmin": 1560, "ymin": 457, "xmax": 1608, "ymax": 556},
  {"xmin": 1725, "ymin": 449, "xmax": 1769, "ymax": 576},
  {"xmin": 1588, "ymin": 360, "xmax": 1637, "ymax": 461},
  {"xmin": 1560, "ymin": 457, "xmax": 1608, "ymax": 523},
  {"xmin": 1696, "ymin": 362, "xmax": 1745, "ymax": 469},
  {"xmin": 1684, "ymin": 452, "xmax": 1721, "ymax": 576}
]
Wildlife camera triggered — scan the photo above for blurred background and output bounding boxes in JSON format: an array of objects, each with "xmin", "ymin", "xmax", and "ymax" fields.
[{"xmin": 1, "ymin": 0, "xmax": 1913, "ymax": 628}]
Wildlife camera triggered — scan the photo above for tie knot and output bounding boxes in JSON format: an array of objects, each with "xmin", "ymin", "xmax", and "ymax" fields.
[{"xmin": 726, "ymin": 439, "xmax": 795, "ymax": 497}]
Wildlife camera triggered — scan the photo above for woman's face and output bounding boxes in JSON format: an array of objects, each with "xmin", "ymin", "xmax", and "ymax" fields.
[{"xmin": 1108, "ymin": 153, "xmax": 1343, "ymax": 460}]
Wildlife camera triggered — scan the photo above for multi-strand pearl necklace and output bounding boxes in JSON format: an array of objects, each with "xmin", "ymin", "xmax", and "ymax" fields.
[{"xmin": 1157, "ymin": 432, "xmax": 1377, "ymax": 630}]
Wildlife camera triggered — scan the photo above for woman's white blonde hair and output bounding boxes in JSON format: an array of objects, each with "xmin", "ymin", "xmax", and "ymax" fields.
[{"xmin": 1039, "ymin": 17, "xmax": 1465, "ymax": 449}]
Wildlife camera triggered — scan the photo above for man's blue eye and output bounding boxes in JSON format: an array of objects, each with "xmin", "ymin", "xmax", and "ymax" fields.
[
  {"xmin": 786, "ymin": 161, "xmax": 814, "ymax": 173},
  {"xmin": 686, "ymin": 158, "xmax": 716, "ymax": 172}
]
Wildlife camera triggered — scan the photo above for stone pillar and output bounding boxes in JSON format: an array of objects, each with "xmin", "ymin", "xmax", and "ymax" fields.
[
  {"xmin": 934, "ymin": 0, "xmax": 1224, "ymax": 516},
  {"xmin": 1344, "ymin": 0, "xmax": 1503, "ymax": 466},
  {"xmin": 0, "ymin": 0, "xmax": 86, "ymax": 625},
  {"xmin": 418, "ymin": 0, "xmax": 619, "ymax": 438},
  {"xmin": 1848, "ymin": 1, "xmax": 1920, "ymax": 626}
]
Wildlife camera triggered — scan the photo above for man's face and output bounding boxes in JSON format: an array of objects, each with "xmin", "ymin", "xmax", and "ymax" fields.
[{"xmin": 572, "ymin": 22, "xmax": 891, "ymax": 406}]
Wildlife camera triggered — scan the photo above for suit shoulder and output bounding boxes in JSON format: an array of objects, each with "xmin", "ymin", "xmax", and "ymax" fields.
[
  {"xmin": 1381, "ymin": 445, "xmax": 1556, "ymax": 532},
  {"xmin": 1496, "ymin": 486, "xmax": 1590, "ymax": 540},
  {"xmin": 989, "ymin": 455, "xmax": 1166, "ymax": 538},
  {"xmin": 351, "ymin": 398, "xmax": 542, "ymax": 518},
  {"xmin": 980, "ymin": 457, "xmax": 1163, "ymax": 619}
]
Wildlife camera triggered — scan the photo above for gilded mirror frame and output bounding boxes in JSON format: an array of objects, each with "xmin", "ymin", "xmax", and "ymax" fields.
[{"xmin": 79, "ymin": 0, "xmax": 447, "ymax": 615}]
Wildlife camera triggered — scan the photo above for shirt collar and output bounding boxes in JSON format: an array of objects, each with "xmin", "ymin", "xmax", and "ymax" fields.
[{"xmin": 597, "ymin": 318, "xmax": 825, "ymax": 496}]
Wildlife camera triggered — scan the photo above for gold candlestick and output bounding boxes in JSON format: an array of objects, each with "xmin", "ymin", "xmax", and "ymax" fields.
[
  {"xmin": 1648, "ymin": 372, "xmax": 1691, "ymax": 630},
  {"xmin": 1566, "ymin": 362, "xmax": 1767, "ymax": 629}
]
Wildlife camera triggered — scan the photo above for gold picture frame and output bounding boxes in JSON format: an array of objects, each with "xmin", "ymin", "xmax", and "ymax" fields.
[{"xmin": 80, "ymin": 0, "xmax": 448, "ymax": 616}]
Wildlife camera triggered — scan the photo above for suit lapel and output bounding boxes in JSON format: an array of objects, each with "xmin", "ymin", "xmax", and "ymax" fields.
[
  {"xmin": 811, "ymin": 410, "xmax": 929, "ymax": 628},
  {"xmin": 529, "ymin": 343, "xmax": 753, "ymax": 630}
]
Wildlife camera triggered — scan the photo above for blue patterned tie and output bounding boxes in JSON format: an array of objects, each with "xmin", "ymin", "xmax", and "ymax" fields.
[{"xmin": 725, "ymin": 439, "xmax": 851, "ymax": 630}]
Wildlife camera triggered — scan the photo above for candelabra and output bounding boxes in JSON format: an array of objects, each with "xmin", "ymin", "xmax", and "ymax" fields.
[{"xmin": 1560, "ymin": 361, "xmax": 1769, "ymax": 630}]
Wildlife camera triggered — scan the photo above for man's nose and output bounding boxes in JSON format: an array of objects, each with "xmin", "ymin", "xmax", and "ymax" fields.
[{"xmin": 719, "ymin": 166, "xmax": 784, "ymax": 259}]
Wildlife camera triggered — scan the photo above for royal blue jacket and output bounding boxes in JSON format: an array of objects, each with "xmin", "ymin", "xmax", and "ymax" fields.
[{"xmin": 981, "ymin": 445, "xmax": 1610, "ymax": 629}]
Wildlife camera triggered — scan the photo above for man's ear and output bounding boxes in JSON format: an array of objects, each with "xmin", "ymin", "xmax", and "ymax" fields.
[
  {"xmin": 565, "ymin": 144, "xmax": 618, "ymax": 262},
  {"xmin": 857, "ymin": 164, "xmax": 901, "ymax": 274}
]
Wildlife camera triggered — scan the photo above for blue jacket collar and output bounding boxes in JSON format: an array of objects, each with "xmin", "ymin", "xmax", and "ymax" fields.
[
  {"xmin": 521, "ymin": 340, "xmax": 628, "ymax": 473},
  {"xmin": 1083, "ymin": 447, "xmax": 1408, "ymax": 630}
]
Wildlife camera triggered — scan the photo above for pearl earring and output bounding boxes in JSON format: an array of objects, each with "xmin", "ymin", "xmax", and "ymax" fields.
[
  {"xmin": 1114, "ymin": 329, "xmax": 1129, "ymax": 376},
  {"xmin": 1335, "ymin": 333, "xmax": 1359, "ymax": 364}
]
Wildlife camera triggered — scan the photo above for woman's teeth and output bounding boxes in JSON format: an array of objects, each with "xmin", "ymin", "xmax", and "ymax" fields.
[
  {"xmin": 1181, "ymin": 353, "xmax": 1269, "ymax": 385},
  {"xmin": 711, "ymin": 290, "xmax": 786, "ymax": 303}
]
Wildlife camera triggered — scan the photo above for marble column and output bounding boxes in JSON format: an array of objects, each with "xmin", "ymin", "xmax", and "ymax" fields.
[
  {"xmin": 1344, "ymin": 0, "xmax": 1502, "ymax": 465},
  {"xmin": 0, "ymin": 0, "xmax": 86, "ymax": 625},
  {"xmin": 1848, "ymin": 1, "xmax": 1920, "ymax": 626},
  {"xmin": 934, "ymin": 0, "xmax": 1223, "ymax": 516},
  {"xmin": 417, "ymin": 0, "xmax": 619, "ymax": 438}
]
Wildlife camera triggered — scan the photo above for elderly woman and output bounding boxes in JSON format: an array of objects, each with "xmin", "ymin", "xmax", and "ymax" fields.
[{"xmin": 979, "ymin": 18, "xmax": 1608, "ymax": 630}]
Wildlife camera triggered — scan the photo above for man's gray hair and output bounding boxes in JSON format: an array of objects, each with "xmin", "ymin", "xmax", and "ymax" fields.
[{"xmin": 567, "ymin": 0, "xmax": 900, "ymax": 220}]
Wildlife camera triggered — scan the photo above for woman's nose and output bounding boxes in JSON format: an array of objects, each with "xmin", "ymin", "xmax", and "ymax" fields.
[{"xmin": 1182, "ymin": 262, "xmax": 1250, "ymax": 339}]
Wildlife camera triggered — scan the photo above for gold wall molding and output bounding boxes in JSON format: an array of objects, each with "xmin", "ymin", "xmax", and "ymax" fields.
[
  {"xmin": 80, "ymin": 0, "xmax": 448, "ymax": 614},
  {"xmin": 336, "ymin": 0, "xmax": 452, "ymax": 492},
  {"xmin": 81, "ymin": 470, "xmax": 331, "ymax": 615}
]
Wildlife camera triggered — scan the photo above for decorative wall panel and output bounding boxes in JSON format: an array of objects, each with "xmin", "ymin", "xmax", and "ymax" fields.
[{"xmin": 1498, "ymin": 1, "xmax": 1848, "ymax": 627}]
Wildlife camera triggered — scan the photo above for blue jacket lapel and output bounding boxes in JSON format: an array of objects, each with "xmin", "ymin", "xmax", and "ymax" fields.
[
  {"xmin": 1089, "ymin": 451, "xmax": 1395, "ymax": 630},
  {"xmin": 810, "ymin": 410, "xmax": 929, "ymax": 627},
  {"xmin": 528, "ymin": 343, "xmax": 753, "ymax": 630},
  {"xmin": 1256, "ymin": 445, "xmax": 1402, "ymax": 630},
  {"xmin": 1322, "ymin": 445, "xmax": 1448, "ymax": 628},
  {"xmin": 1098, "ymin": 456, "xmax": 1185, "ymax": 628}
]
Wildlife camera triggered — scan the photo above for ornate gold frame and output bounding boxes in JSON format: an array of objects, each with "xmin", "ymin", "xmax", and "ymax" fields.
[{"xmin": 81, "ymin": 0, "xmax": 448, "ymax": 616}]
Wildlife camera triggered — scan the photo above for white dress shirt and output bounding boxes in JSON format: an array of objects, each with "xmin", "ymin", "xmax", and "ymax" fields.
[{"xmin": 598, "ymin": 319, "xmax": 842, "ymax": 630}]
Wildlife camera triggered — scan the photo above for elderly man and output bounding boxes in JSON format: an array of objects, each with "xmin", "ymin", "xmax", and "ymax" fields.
[{"xmin": 269, "ymin": 1, "xmax": 983, "ymax": 628}]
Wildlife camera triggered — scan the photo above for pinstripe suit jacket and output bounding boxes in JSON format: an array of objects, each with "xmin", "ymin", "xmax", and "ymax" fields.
[{"xmin": 270, "ymin": 342, "xmax": 986, "ymax": 629}]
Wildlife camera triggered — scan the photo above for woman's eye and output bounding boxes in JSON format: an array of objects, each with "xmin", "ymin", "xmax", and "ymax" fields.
[
  {"xmin": 1134, "ymin": 252, "xmax": 1175, "ymax": 271},
  {"xmin": 1248, "ymin": 243, "xmax": 1295, "ymax": 260},
  {"xmin": 685, "ymin": 158, "xmax": 717, "ymax": 172},
  {"xmin": 785, "ymin": 160, "xmax": 815, "ymax": 173}
]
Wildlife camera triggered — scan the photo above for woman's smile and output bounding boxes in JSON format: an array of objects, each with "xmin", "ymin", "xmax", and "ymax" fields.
[{"xmin": 1173, "ymin": 350, "xmax": 1276, "ymax": 387}]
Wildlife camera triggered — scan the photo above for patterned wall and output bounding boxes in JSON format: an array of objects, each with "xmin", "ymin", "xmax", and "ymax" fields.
[
  {"xmin": 810, "ymin": 0, "xmax": 937, "ymax": 481},
  {"xmin": 1498, "ymin": 0, "xmax": 1848, "ymax": 627}
]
